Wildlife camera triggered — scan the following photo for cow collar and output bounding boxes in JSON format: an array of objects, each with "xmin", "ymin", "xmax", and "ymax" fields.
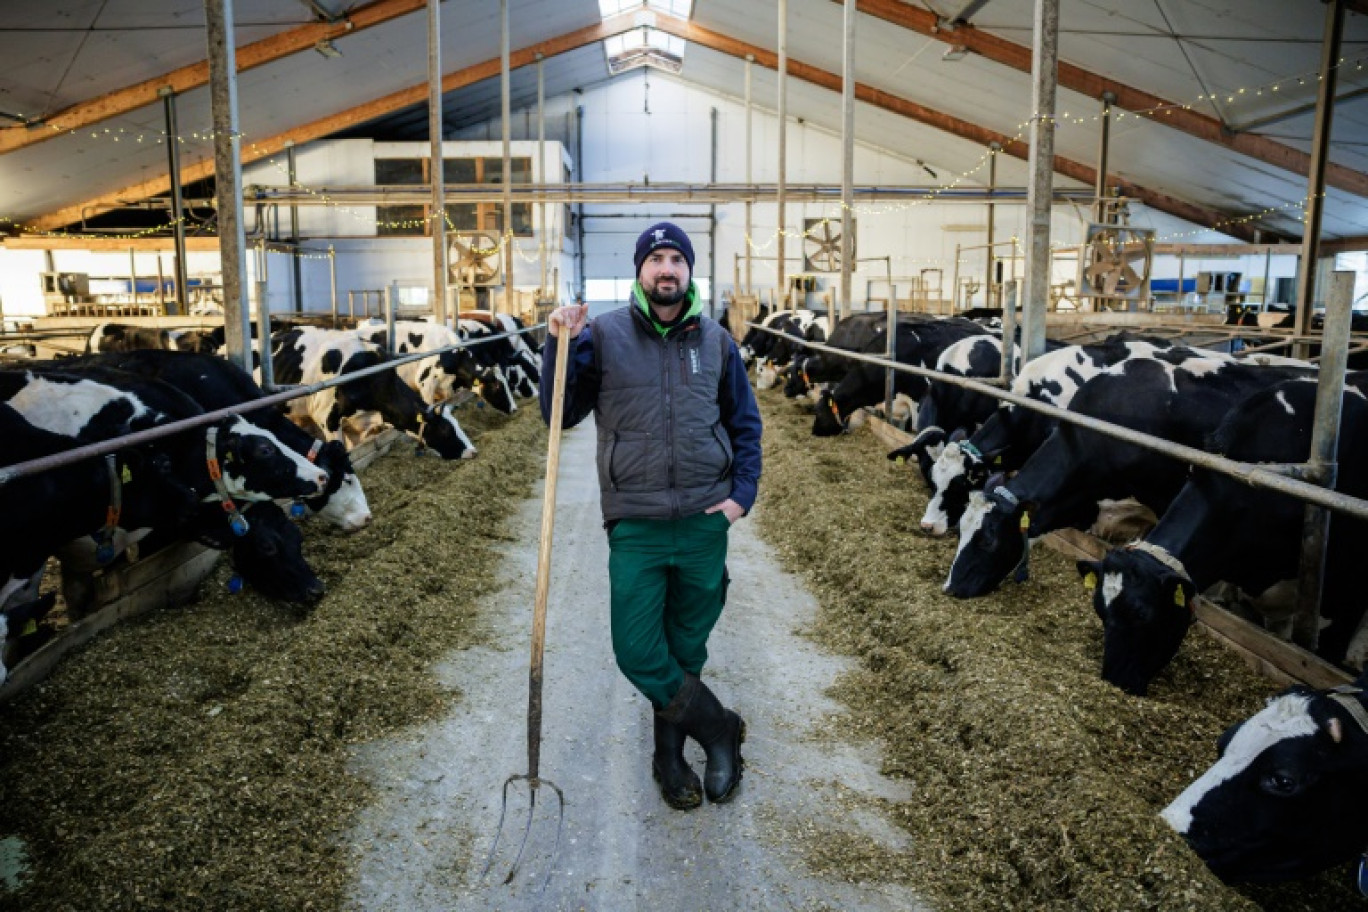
[
  {"xmin": 290, "ymin": 439, "xmax": 325, "ymax": 519},
  {"xmin": 205, "ymin": 425, "xmax": 250, "ymax": 537},
  {"xmin": 958, "ymin": 440, "xmax": 984, "ymax": 462},
  {"xmin": 90, "ymin": 453, "xmax": 123, "ymax": 565},
  {"xmin": 1125, "ymin": 540, "xmax": 1190, "ymax": 581},
  {"xmin": 827, "ymin": 395, "xmax": 848, "ymax": 432}
]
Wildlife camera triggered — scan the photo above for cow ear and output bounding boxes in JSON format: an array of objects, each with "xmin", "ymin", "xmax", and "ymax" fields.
[
  {"xmin": 948, "ymin": 427, "xmax": 968, "ymax": 444},
  {"xmin": 1076, "ymin": 559, "xmax": 1102, "ymax": 591}
]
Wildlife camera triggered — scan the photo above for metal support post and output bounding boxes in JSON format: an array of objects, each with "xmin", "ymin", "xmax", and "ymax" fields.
[
  {"xmin": 328, "ymin": 245, "xmax": 338, "ymax": 324},
  {"xmin": 203, "ymin": 0, "xmax": 251, "ymax": 372},
  {"xmin": 776, "ymin": 0, "xmax": 789, "ymax": 302},
  {"xmin": 1095, "ymin": 91, "xmax": 1115, "ymax": 223},
  {"xmin": 710, "ymin": 106, "xmax": 719, "ymax": 318},
  {"xmin": 1294, "ymin": 0, "xmax": 1346, "ymax": 358},
  {"xmin": 744, "ymin": 55, "xmax": 754, "ymax": 297},
  {"xmin": 427, "ymin": 0, "xmax": 448, "ymax": 324},
  {"xmin": 386, "ymin": 285, "xmax": 398, "ymax": 356},
  {"xmin": 1020, "ymin": 0, "xmax": 1060, "ymax": 363},
  {"xmin": 255, "ymin": 242, "xmax": 275, "ymax": 387},
  {"xmin": 287, "ymin": 141, "xmax": 303, "ymax": 312},
  {"xmin": 839, "ymin": 0, "xmax": 856, "ymax": 323},
  {"xmin": 537, "ymin": 52, "xmax": 548, "ymax": 300},
  {"xmin": 160, "ymin": 88, "xmax": 189, "ymax": 316},
  {"xmin": 986, "ymin": 142, "xmax": 998, "ymax": 312},
  {"xmin": 884, "ymin": 284, "xmax": 897, "ymax": 418},
  {"xmin": 500, "ymin": 0, "xmax": 514, "ymax": 316}
]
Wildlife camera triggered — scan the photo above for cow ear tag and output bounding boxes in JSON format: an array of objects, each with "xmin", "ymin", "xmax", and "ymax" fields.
[
  {"xmin": 1019, "ymin": 512, "xmax": 1031, "ymax": 532},
  {"xmin": 121, "ymin": 465, "xmax": 133, "ymax": 484},
  {"xmin": 95, "ymin": 543, "xmax": 116, "ymax": 564},
  {"xmin": 1173, "ymin": 587, "xmax": 1187, "ymax": 608},
  {"xmin": 1083, "ymin": 572, "xmax": 1097, "ymax": 590},
  {"xmin": 894, "ymin": 456, "xmax": 905, "ymax": 466},
  {"xmin": 289, "ymin": 501, "xmax": 307, "ymax": 519},
  {"xmin": 229, "ymin": 514, "xmax": 250, "ymax": 537},
  {"xmin": 21, "ymin": 619, "xmax": 38, "ymax": 637},
  {"xmin": 227, "ymin": 574, "xmax": 244, "ymax": 595}
]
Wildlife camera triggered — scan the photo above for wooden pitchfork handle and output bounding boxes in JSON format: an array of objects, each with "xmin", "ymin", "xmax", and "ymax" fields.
[{"xmin": 525, "ymin": 322, "xmax": 573, "ymax": 781}]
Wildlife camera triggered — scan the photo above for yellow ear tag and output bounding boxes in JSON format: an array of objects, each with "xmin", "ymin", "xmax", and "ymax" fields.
[
  {"xmin": 1019, "ymin": 512, "xmax": 1031, "ymax": 532},
  {"xmin": 1083, "ymin": 572, "xmax": 1097, "ymax": 590},
  {"xmin": 223, "ymin": 451, "xmax": 234, "ymax": 464},
  {"xmin": 121, "ymin": 465, "xmax": 133, "ymax": 484},
  {"xmin": 22, "ymin": 620, "xmax": 37, "ymax": 636},
  {"xmin": 895, "ymin": 456, "xmax": 905, "ymax": 466},
  {"xmin": 1174, "ymin": 587, "xmax": 1187, "ymax": 608}
]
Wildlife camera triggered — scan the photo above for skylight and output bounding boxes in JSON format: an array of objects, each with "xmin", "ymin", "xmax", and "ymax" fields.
[
  {"xmin": 598, "ymin": 0, "xmax": 693, "ymax": 17},
  {"xmin": 599, "ymin": 1, "xmax": 690, "ymax": 74}
]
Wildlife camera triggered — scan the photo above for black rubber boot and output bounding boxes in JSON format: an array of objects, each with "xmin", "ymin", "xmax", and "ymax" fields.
[
  {"xmin": 652, "ymin": 715, "xmax": 703, "ymax": 810},
  {"xmin": 659, "ymin": 674, "xmax": 746, "ymax": 803}
]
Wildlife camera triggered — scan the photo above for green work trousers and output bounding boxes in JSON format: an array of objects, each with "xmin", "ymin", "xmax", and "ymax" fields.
[{"xmin": 607, "ymin": 511, "xmax": 731, "ymax": 709}]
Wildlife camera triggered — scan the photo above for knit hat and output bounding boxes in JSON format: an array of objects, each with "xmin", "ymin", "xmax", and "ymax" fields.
[{"xmin": 633, "ymin": 221, "xmax": 695, "ymax": 276}]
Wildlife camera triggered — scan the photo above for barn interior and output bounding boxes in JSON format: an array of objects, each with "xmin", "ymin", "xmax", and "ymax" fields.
[{"xmin": 4, "ymin": 2, "xmax": 1368, "ymax": 911}]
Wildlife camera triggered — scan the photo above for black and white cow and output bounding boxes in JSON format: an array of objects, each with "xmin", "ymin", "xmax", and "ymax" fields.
[
  {"xmin": 759, "ymin": 312, "xmax": 829, "ymax": 391},
  {"xmin": 209, "ymin": 500, "xmax": 325, "ymax": 605},
  {"xmin": 60, "ymin": 349, "xmax": 371, "ymax": 533},
  {"xmin": 943, "ymin": 355, "xmax": 1313, "ymax": 601},
  {"xmin": 353, "ymin": 319, "xmax": 515, "ymax": 415},
  {"xmin": 917, "ymin": 337, "xmax": 1173, "ymax": 536},
  {"xmin": 783, "ymin": 311, "xmax": 938, "ymax": 400},
  {"xmin": 459, "ymin": 312, "xmax": 541, "ymax": 398},
  {"xmin": 272, "ymin": 327, "xmax": 475, "ymax": 460},
  {"xmin": 1161, "ymin": 678, "xmax": 1368, "ymax": 883},
  {"xmin": 1078, "ymin": 372, "xmax": 1368, "ymax": 696},
  {"xmin": 811, "ymin": 317, "xmax": 991, "ymax": 437}
]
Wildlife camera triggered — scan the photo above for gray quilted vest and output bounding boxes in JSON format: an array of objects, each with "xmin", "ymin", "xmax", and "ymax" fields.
[{"xmin": 592, "ymin": 304, "xmax": 735, "ymax": 521}]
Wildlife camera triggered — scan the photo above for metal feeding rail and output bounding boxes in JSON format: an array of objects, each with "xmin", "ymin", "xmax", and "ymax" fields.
[
  {"xmin": 0, "ymin": 324, "xmax": 544, "ymax": 487},
  {"xmin": 743, "ymin": 322, "xmax": 1368, "ymax": 524}
]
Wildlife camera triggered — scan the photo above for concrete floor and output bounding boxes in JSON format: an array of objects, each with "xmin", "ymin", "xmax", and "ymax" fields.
[{"xmin": 345, "ymin": 416, "xmax": 931, "ymax": 912}]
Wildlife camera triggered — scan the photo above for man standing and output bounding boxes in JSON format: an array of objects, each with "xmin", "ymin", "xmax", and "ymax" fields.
[{"xmin": 541, "ymin": 222, "xmax": 762, "ymax": 809}]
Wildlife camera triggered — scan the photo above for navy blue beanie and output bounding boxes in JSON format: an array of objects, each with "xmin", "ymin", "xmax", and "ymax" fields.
[{"xmin": 633, "ymin": 222, "xmax": 695, "ymax": 276}]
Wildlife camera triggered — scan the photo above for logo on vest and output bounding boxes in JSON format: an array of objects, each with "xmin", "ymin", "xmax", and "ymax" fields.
[{"xmin": 689, "ymin": 347, "xmax": 701, "ymax": 375}]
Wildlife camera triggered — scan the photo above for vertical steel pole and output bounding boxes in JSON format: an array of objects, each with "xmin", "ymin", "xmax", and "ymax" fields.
[
  {"xmin": 710, "ymin": 106, "xmax": 719, "ymax": 318},
  {"xmin": 129, "ymin": 247, "xmax": 138, "ymax": 309},
  {"xmin": 329, "ymin": 245, "xmax": 338, "ymax": 324},
  {"xmin": 287, "ymin": 140, "xmax": 303, "ymax": 312},
  {"xmin": 744, "ymin": 54, "xmax": 754, "ymax": 297},
  {"xmin": 1294, "ymin": 270, "xmax": 1354, "ymax": 650},
  {"xmin": 203, "ymin": 0, "xmax": 251, "ymax": 372},
  {"xmin": 537, "ymin": 53, "xmax": 548, "ymax": 300},
  {"xmin": 256, "ymin": 241, "xmax": 275, "ymax": 387},
  {"xmin": 427, "ymin": 0, "xmax": 448, "ymax": 324},
  {"xmin": 986, "ymin": 142, "xmax": 998, "ymax": 312},
  {"xmin": 500, "ymin": 0, "xmax": 514, "ymax": 316},
  {"xmin": 776, "ymin": 0, "xmax": 789, "ymax": 304},
  {"xmin": 1020, "ymin": 0, "xmax": 1059, "ymax": 363},
  {"xmin": 160, "ymin": 88, "xmax": 189, "ymax": 317},
  {"xmin": 839, "ymin": 0, "xmax": 856, "ymax": 324},
  {"xmin": 884, "ymin": 284, "xmax": 897, "ymax": 418},
  {"xmin": 1095, "ymin": 91, "xmax": 1115, "ymax": 223},
  {"xmin": 1294, "ymin": 0, "xmax": 1345, "ymax": 357}
]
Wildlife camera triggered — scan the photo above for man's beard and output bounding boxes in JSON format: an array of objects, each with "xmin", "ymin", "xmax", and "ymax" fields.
[{"xmin": 645, "ymin": 280, "xmax": 688, "ymax": 308}]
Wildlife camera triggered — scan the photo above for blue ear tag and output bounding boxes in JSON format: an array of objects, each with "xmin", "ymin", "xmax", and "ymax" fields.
[
  {"xmin": 289, "ymin": 502, "xmax": 307, "ymax": 519},
  {"xmin": 229, "ymin": 514, "xmax": 250, "ymax": 537},
  {"xmin": 227, "ymin": 574, "xmax": 244, "ymax": 595},
  {"xmin": 1358, "ymin": 855, "xmax": 1368, "ymax": 897},
  {"xmin": 95, "ymin": 543, "xmax": 116, "ymax": 565},
  {"xmin": 476, "ymin": 399, "xmax": 485, "ymax": 409}
]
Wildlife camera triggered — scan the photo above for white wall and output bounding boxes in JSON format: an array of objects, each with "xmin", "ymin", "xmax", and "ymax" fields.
[{"xmin": 0, "ymin": 247, "xmax": 223, "ymax": 320}]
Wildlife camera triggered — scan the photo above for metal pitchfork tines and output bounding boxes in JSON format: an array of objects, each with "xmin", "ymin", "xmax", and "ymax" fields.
[{"xmin": 479, "ymin": 321, "xmax": 571, "ymax": 894}]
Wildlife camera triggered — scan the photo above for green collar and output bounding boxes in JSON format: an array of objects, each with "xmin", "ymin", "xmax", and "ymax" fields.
[{"xmin": 633, "ymin": 281, "xmax": 701, "ymax": 337}]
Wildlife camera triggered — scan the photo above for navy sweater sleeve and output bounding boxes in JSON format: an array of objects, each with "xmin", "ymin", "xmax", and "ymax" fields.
[
  {"xmin": 719, "ymin": 338, "xmax": 763, "ymax": 513},
  {"xmin": 539, "ymin": 327, "xmax": 599, "ymax": 429}
]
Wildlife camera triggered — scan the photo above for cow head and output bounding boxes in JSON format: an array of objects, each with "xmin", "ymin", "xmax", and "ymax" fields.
[
  {"xmin": 756, "ymin": 359, "xmax": 781, "ymax": 390},
  {"xmin": 303, "ymin": 440, "xmax": 372, "ymax": 532},
  {"xmin": 784, "ymin": 357, "xmax": 814, "ymax": 398},
  {"xmin": 1161, "ymin": 684, "xmax": 1368, "ymax": 883},
  {"xmin": 476, "ymin": 365, "xmax": 516, "ymax": 415},
  {"xmin": 943, "ymin": 482, "xmax": 1030, "ymax": 598},
  {"xmin": 415, "ymin": 404, "xmax": 476, "ymax": 460},
  {"xmin": 504, "ymin": 363, "xmax": 538, "ymax": 399},
  {"xmin": 811, "ymin": 391, "xmax": 850, "ymax": 437},
  {"xmin": 888, "ymin": 425, "xmax": 947, "ymax": 484},
  {"xmin": 919, "ymin": 439, "xmax": 990, "ymax": 535},
  {"xmin": 1082, "ymin": 546, "xmax": 1195, "ymax": 696},
  {"xmin": 1, "ymin": 591, "xmax": 57, "ymax": 685},
  {"xmin": 213, "ymin": 417, "xmax": 330, "ymax": 502},
  {"xmin": 232, "ymin": 501, "xmax": 325, "ymax": 605}
]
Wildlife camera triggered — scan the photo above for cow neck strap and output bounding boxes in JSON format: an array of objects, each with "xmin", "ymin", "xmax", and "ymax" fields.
[
  {"xmin": 1126, "ymin": 540, "xmax": 1190, "ymax": 582},
  {"xmin": 205, "ymin": 425, "xmax": 250, "ymax": 537},
  {"xmin": 1327, "ymin": 686, "xmax": 1368, "ymax": 737},
  {"xmin": 827, "ymin": 395, "xmax": 848, "ymax": 431},
  {"xmin": 306, "ymin": 439, "xmax": 323, "ymax": 463},
  {"xmin": 91, "ymin": 453, "xmax": 123, "ymax": 564},
  {"xmin": 959, "ymin": 440, "xmax": 983, "ymax": 462}
]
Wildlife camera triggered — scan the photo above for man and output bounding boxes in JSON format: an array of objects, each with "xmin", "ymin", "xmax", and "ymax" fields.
[{"xmin": 541, "ymin": 222, "xmax": 762, "ymax": 810}]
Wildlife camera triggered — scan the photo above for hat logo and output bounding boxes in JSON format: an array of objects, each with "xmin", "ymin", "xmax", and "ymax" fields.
[{"xmin": 653, "ymin": 228, "xmax": 666, "ymax": 243}]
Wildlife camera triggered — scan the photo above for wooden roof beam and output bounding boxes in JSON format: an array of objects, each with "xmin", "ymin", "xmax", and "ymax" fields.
[
  {"xmin": 843, "ymin": 0, "xmax": 1368, "ymax": 200},
  {"xmin": 0, "ymin": 0, "xmax": 427, "ymax": 156},
  {"xmin": 654, "ymin": 15, "xmax": 1260, "ymax": 241},
  {"xmin": 27, "ymin": 15, "xmax": 636, "ymax": 232}
]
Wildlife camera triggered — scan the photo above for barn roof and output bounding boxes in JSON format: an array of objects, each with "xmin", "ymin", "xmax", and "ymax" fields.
[{"xmin": 2, "ymin": 0, "xmax": 1367, "ymax": 242}]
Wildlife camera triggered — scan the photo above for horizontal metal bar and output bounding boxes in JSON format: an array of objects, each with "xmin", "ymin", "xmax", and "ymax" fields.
[
  {"xmin": 245, "ymin": 182, "xmax": 1099, "ymax": 206},
  {"xmin": 753, "ymin": 322, "xmax": 1368, "ymax": 523},
  {"xmin": 0, "ymin": 324, "xmax": 541, "ymax": 487}
]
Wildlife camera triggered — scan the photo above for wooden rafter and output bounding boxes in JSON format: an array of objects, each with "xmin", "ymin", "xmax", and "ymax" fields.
[
  {"xmin": 652, "ymin": 15, "xmax": 1260, "ymax": 241},
  {"xmin": 26, "ymin": 15, "xmax": 638, "ymax": 232},
  {"xmin": 843, "ymin": 0, "xmax": 1368, "ymax": 199},
  {"xmin": 0, "ymin": 0, "xmax": 427, "ymax": 156}
]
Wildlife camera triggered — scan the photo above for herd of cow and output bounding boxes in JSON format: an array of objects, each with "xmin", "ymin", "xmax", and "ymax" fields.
[
  {"xmin": 740, "ymin": 305, "xmax": 1368, "ymax": 888},
  {"xmin": 0, "ymin": 312, "xmax": 541, "ymax": 687}
]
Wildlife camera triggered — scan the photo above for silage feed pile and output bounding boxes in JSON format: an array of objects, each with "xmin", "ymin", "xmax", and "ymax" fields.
[
  {"xmin": 0, "ymin": 407, "xmax": 543, "ymax": 912},
  {"xmin": 753, "ymin": 390, "xmax": 1357, "ymax": 912}
]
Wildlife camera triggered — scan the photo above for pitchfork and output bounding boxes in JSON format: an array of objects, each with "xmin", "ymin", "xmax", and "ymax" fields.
[{"xmin": 479, "ymin": 320, "xmax": 571, "ymax": 893}]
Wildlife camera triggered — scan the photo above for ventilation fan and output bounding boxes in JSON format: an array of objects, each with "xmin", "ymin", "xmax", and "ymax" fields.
[
  {"xmin": 448, "ymin": 232, "xmax": 502, "ymax": 286},
  {"xmin": 1080, "ymin": 224, "xmax": 1153, "ymax": 301},
  {"xmin": 802, "ymin": 218, "xmax": 855, "ymax": 273}
]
